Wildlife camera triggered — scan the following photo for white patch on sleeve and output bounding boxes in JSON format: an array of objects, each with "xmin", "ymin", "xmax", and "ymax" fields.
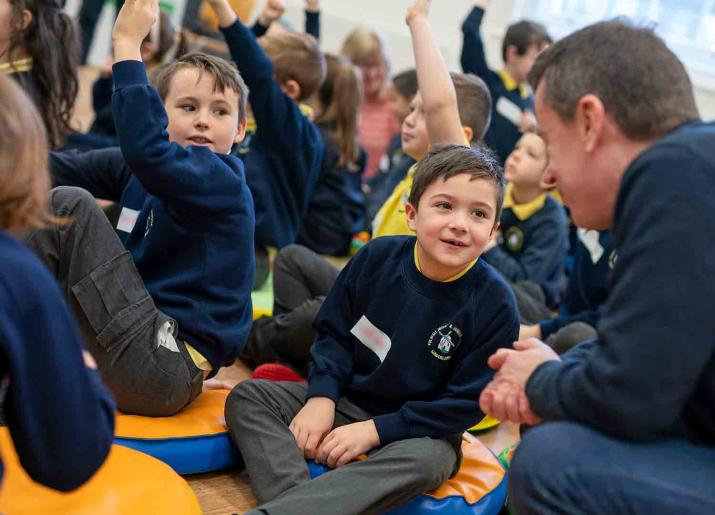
[
  {"xmin": 578, "ymin": 228, "xmax": 604, "ymax": 264},
  {"xmin": 496, "ymin": 97, "xmax": 522, "ymax": 126},
  {"xmin": 116, "ymin": 207, "xmax": 140, "ymax": 233},
  {"xmin": 350, "ymin": 316, "xmax": 392, "ymax": 362}
]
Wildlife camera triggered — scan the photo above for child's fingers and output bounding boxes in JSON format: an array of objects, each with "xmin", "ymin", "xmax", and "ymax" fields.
[
  {"xmin": 335, "ymin": 448, "xmax": 355, "ymax": 468},
  {"xmin": 479, "ymin": 386, "xmax": 494, "ymax": 415},
  {"xmin": 326, "ymin": 443, "xmax": 347, "ymax": 468},
  {"xmin": 315, "ymin": 431, "xmax": 335, "ymax": 463},
  {"xmin": 303, "ymin": 432, "xmax": 322, "ymax": 459}
]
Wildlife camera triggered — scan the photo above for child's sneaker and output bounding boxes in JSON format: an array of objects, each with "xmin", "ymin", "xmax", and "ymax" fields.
[{"xmin": 252, "ymin": 363, "xmax": 305, "ymax": 382}]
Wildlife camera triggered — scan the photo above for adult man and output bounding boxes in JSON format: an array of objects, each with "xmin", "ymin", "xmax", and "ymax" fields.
[{"xmin": 479, "ymin": 20, "xmax": 715, "ymax": 514}]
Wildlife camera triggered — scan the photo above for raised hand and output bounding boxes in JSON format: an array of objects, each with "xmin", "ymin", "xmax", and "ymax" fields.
[
  {"xmin": 406, "ymin": 0, "xmax": 431, "ymax": 26},
  {"xmin": 259, "ymin": 0, "xmax": 286, "ymax": 26},
  {"xmin": 112, "ymin": 0, "xmax": 159, "ymax": 60}
]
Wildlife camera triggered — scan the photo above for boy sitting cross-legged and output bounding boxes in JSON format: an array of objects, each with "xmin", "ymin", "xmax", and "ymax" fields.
[
  {"xmin": 29, "ymin": 0, "xmax": 255, "ymax": 416},
  {"xmin": 225, "ymin": 4, "xmax": 519, "ymax": 513}
]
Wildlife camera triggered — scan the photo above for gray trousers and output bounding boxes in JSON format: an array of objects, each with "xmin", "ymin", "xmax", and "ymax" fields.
[
  {"xmin": 23, "ymin": 186, "xmax": 202, "ymax": 416},
  {"xmin": 226, "ymin": 380, "xmax": 458, "ymax": 515},
  {"xmin": 242, "ymin": 245, "xmax": 340, "ymax": 376}
]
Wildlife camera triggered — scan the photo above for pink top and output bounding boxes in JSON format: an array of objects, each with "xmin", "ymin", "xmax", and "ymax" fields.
[{"xmin": 359, "ymin": 98, "xmax": 401, "ymax": 179}]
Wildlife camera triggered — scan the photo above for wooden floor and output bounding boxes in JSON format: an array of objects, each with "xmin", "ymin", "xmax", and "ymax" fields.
[{"xmin": 72, "ymin": 67, "xmax": 520, "ymax": 515}]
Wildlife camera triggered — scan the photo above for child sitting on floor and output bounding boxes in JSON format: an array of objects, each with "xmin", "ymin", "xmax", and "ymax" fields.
[
  {"xmin": 225, "ymin": 3, "xmax": 519, "ymax": 513},
  {"xmin": 482, "ymin": 130, "xmax": 568, "ymax": 310},
  {"xmin": 32, "ymin": 0, "xmax": 255, "ymax": 416},
  {"xmin": 0, "ymin": 75, "xmax": 115, "ymax": 491}
]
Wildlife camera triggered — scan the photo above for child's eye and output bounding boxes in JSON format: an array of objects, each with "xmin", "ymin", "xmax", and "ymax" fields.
[
  {"xmin": 180, "ymin": 104, "xmax": 195, "ymax": 112},
  {"xmin": 435, "ymin": 202, "xmax": 451, "ymax": 210},
  {"xmin": 214, "ymin": 108, "xmax": 229, "ymax": 116},
  {"xmin": 472, "ymin": 209, "xmax": 486, "ymax": 218}
]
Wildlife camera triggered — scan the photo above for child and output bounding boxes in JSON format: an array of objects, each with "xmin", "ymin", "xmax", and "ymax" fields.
[
  {"xmin": 0, "ymin": 75, "xmax": 115, "ymax": 490},
  {"xmin": 482, "ymin": 131, "xmax": 568, "ymax": 308},
  {"xmin": 228, "ymin": 143, "xmax": 518, "ymax": 513},
  {"xmin": 33, "ymin": 0, "xmax": 255, "ymax": 416},
  {"xmin": 296, "ymin": 53, "xmax": 367, "ymax": 257},
  {"xmin": 0, "ymin": 0, "xmax": 80, "ymax": 148},
  {"xmin": 207, "ymin": 0, "xmax": 325, "ymax": 256},
  {"xmin": 341, "ymin": 27, "xmax": 400, "ymax": 179},
  {"xmin": 461, "ymin": 0, "xmax": 551, "ymax": 163}
]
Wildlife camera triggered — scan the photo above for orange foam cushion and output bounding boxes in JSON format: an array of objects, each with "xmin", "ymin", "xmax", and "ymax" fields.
[
  {"xmin": 115, "ymin": 389, "xmax": 230, "ymax": 439},
  {"xmin": 425, "ymin": 433, "xmax": 505, "ymax": 505},
  {"xmin": 0, "ymin": 428, "xmax": 201, "ymax": 515}
]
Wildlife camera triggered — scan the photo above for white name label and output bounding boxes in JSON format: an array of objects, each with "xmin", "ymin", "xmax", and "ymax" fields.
[
  {"xmin": 578, "ymin": 228, "xmax": 604, "ymax": 264},
  {"xmin": 350, "ymin": 316, "xmax": 392, "ymax": 362},
  {"xmin": 116, "ymin": 207, "xmax": 140, "ymax": 233}
]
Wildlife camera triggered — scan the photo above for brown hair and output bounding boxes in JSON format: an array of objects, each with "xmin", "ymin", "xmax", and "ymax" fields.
[
  {"xmin": 340, "ymin": 27, "xmax": 390, "ymax": 69},
  {"xmin": 392, "ymin": 68, "xmax": 418, "ymax": 100},
  {"xmin": 528, "ymin": 19, "xmax": 699, "ymax": 140},
  {"xmin": 452, "ymin": 72, "xmax": 492, "ymax": 144},
  {"xmin": 409, "ymin": 144, "xmax": 505, "ymax": 223},
  {"xmin": 260, "ymin": 31, "xmax": 326, "ymax": 101},
  {"xmin": 143, "ymin": 9, "xmax": 187, "ymax": 67},
  {"xmin": 4, "ymin": 0, "xmax": 80, "ymax": 148},
  {"xmin": 0, "ymin": 75, "xmax": 51, "ymax": 233},
  {"xmin": 153, "ymin": 52, "xmax": 250, "ymax": 124},
  {"xmin": 502, "ymin": 20, "xmax": 552, "ymax": 62},
  {"xmin": 317, "ymin": 54, "xmax": 363, "ymax": 170}
]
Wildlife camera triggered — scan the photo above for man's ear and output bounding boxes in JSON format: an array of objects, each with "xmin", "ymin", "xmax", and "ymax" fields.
[
  {"xmin": 405, "ymin": 201, "xmax": 418, "ymax": 232},
  {"xmin": 575, "ymin": 94, "xmax": 606, "ymax": 154},
  {"xmin": 280, "ymin": 79, "xmax": 302, "ymax": 101},
  {"xmin": 234, "ymin": 118, "xmax": 248, "ymax": 145},
  {"xmin": 462, "ymin": 126, "xmax": 474, "ymax": 145}
]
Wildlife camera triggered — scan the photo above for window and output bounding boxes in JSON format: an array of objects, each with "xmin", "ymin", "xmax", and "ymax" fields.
[{"xmin": 514, "ymin": 0, "xmax": 715, "ymax": 84}]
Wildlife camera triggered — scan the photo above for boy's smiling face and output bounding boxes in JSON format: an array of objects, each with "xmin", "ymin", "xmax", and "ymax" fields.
[
  {"xmin": 164, "ymin": 67, "xmax": 246, "ymax": 154},
  {"xmin": 406, "ymin": 173, "xmax": 499, "ymax": 281}
]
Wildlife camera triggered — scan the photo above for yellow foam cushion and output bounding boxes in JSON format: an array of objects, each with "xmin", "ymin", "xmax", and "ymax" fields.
[
  {"xmin": 253, "ymin": 307, "xmax": 272, "ymax": 320},
  {"xmin": 469, "ymin": 415, "xmax": 500, "ymax": 432},
  {"xmin": 115, "ymin": 389, "xmax": 229, "ymax": 439},
  {"xmin": 0, "ymin": 428, "xmax": 201, "ymax": 515},
  {"xmin": 425, "ymin": 433, "xmax": 505, "ymax": 505}
]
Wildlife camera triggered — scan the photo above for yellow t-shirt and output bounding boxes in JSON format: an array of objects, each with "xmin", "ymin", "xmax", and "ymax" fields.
[{"xmin": 371, "ymin": 164, "xmax": 417, "ymax": 238}]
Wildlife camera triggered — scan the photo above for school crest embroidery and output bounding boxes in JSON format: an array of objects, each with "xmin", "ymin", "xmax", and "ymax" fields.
[
  {"xmin": 505, "ymin": 227, "xmax": 524, "ymax": 252},
  {"xmin": 428, "ymin": 324, "xmax": 463, "ymax": 361}
]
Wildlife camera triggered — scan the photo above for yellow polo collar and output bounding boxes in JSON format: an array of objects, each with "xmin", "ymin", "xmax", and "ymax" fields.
[
  {"xmin": 503, "ymin": 183, "xmax": 547, "ymax": 221},
  {"xmin": 498, "ymin": 69, "xmax": 529, "ymax": 99},
  {"xmin": 0, "ymin": 58, "xmax": 32, "ymax": 74},
  {"xmin": 414, "ymin": 242, "xmax": 477, "ymax": 282}
]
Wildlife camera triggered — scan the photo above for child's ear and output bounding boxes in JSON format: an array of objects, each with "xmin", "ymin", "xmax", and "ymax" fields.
[
  {"xmin": 234, "ymin": 118, "xmax": 248, "ymax": 145},
  {"xmin": 15, "ymin": 9, "xmax": 32, "ymax": 31},
  {"xmin": 462, "ymin": 125, "xmax": 474, "ymax": 145},
  {"xmin": 489, "ymin": 222, "xmax": 500, "ymax": 239},
  {"xmin": 280, "ymin": 80, "xmax": 302, "ymax": 101},
  {"xmin": 405, "ymin": 201, "xmax": 418, "ymax": 232},
  {"xmin": 505, "ymin": 44, "xmax": 519, "ymax": 64}
]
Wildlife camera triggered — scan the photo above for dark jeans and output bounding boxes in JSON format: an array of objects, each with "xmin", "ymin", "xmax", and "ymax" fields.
[
  {"xmin": 509, "ymin": 422, "xmax": 715, "ymax": 514},
  {"xmin": 242, "ymin": 245, "xmax": 339, "ymax": 376},
  {"xmin": 24, "ymin": 187, "xmax": 202, "ymax": 416},
  {"xmin": 78, "ymin": 0, "xmax": 125, "ymax": 63}
]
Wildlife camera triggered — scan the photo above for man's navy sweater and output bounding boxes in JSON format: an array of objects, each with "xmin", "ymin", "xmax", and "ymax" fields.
[
  {"xmin": 527, "ymin": 121, "xmax": 715, "ymax": 445},
  {"xmin": 0, "ymin": 232, "xmax": 115, "ymax": 490},
  {"xmin": 483, "ymin": 195, "xmax": 568, "ymax": 307},
  {"xmin": 461, "ymin": 7, "xmax": 534, "ymax": 164},
  {"xmin": 540, "ymin": 230, "xmax": 613, "ymax": 338},
  {"xmin": 307, "ymin": 236, "xmax": 519, "ymax": 446},
  {"xmin": 50, "ymin": 60, "xmax": 255, "ymax": 374},
  {"xmin": 221, "ymin": 20, "xmax": 323, "ymax": 249}
]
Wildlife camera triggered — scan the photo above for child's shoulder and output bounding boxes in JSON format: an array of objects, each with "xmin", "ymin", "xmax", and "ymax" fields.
[{"xmin": 473, "ymin": 258, "xmax": 518, "ymax": 306}]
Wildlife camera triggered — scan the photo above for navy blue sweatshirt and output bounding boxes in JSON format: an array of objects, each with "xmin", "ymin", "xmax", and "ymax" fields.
[
  {"xmin": 461, "ymin": 7, "xmax": 534, "ymax": 164},
  {"xmin": 297, "ymin": 125, "xmax": 367, "ymax": 256},
  {"xmin": 50, "ymin": 60, "xmax": 255, "ymax": 375},
  {"xmin": 252, "ymin": 9, "xmax": 320, "ymax": 40},
  {"xmin": 540, "ymin": 229, "xmax": 613, "ymax": 338},
  {"xmin": 222, "ymin": 20, "xmax": 323, "ymax": 249},
  {"xmin": 483, "ymin": 194, "xmax": 568, "ymax": 307},
  {"xmin": 527, "ymin": 121, "xmax": 715, "ymax": 445},
  {"xmin": 307, "ymin": 236, "xmax": 519, "ymax": 446},
  {"xmin": 0, "ymin": 232, "xmax": 115, "ymax": 490}
]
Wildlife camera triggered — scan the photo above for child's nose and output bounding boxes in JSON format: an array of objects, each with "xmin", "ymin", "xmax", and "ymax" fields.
[{"xmin": 193, "ymin": 111, "xmax": 209, "ymax": 129}]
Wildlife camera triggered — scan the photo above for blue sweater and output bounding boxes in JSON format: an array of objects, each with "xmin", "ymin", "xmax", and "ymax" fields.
[
  {"xmin": 307, "ymin": 236, "xmax": 519, "ymax": 446},
  {"xmin": 461, "ymin": 7, "xmax": 534, "ymax": 164},
  {"xmin": 527, "ymin": 121, "xmax": 715, "ymax": 445},
  {"xmin": 483, "ymin": 195, "xmax": 568, "ymax": 307},
  {"xmin": 296, "ymin": 125, "xmax": 367, "ymax": 256},
  {"xmin": 222, "ymin": 20, "xmax": 323, "ymax": 249},
  {"xmin": 0, "ymin": 232, "xmax": 115, "ymax": 490},
  {"xmin": 50, "ymin": 60, "xmax": 255, "ymax": 374},
  {"xmin": 540, "ymin": 230, "xmax": 613, "ymax": 338}
]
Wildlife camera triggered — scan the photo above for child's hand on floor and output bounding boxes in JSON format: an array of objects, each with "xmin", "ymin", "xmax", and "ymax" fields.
[
  {"xmin": 112, "ymin": 0, "xmax": 158, "ymax": 61},
  {"xmin": 259, "ymin": 0, "xmax": 286, "ymax": 26},
  {"xmin": 315, "ymin": 420, "xmax": 380, "ymax": 468},
  {"xmin": 290, "ymin": 397, "xmax": 335, "ymax": 459},
  {"xmin": 205, "ymin": 0, "xmax": 238, "ymax": 28},
  {"xmin": 406, "ymin": 0, "xmax": 431, "ymax": 25}
]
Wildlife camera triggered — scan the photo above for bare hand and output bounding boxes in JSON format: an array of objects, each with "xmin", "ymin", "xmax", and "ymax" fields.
[
  {"xmin": 487, "ymin": 338, "xmax": 559, "ymax": 388},
  {"xmin": 289, "ymin": 397, "xmax": 335, "ymax": 459},
  {"xmin": 305, "ymin": 0, "xmax": 320, "ymax": 12},
  {"xmin": 112, "ymin": 0, "xmax": 158, "ymax": 50},
  {"xmin": 316, "ymin": 420, "xmax": 380, "ymax": 468},
  {"xmin": 479, "ymin": 378, "xmax": 541, "ymax": 425},
  {"xmin": 406, "ymin": 0, "xmax": 431, "ymax": 25},
  {"xmin": 202, "ymin": 378, "xmax": 238, "ymax": 391},
  {"xmin": 259, "ymin": 0, "xmax": 286, "ymax": 26},
  {"xmin": 518, "ymin": 110, "xmax": 537, "ymax": 133}
]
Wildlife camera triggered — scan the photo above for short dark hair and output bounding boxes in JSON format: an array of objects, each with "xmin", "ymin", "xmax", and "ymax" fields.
[
  {"xmin": 502, "ymin": 20, "xmax": 552, "ymax": 62},
  {"xmin": 452, "ymin": 72, "xmax": 492, "ymax": 144},
  {"xmin": 528, "ymin": 19, "xmax": 699, "ymax": 141},
  {"xmin": 153, "ymin": 52, "xmax": 249, "ymax": 124},
  {"xmin": 392, "ymin": 68, "xmax": 418, "ymax": 99},
  {"xmin": 260, "ymin": 32, "xmax": 326, "ymax": 101},
  {"xmin": 409, "ymin": 144, "xmax": 505, "ymax": 223}
]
